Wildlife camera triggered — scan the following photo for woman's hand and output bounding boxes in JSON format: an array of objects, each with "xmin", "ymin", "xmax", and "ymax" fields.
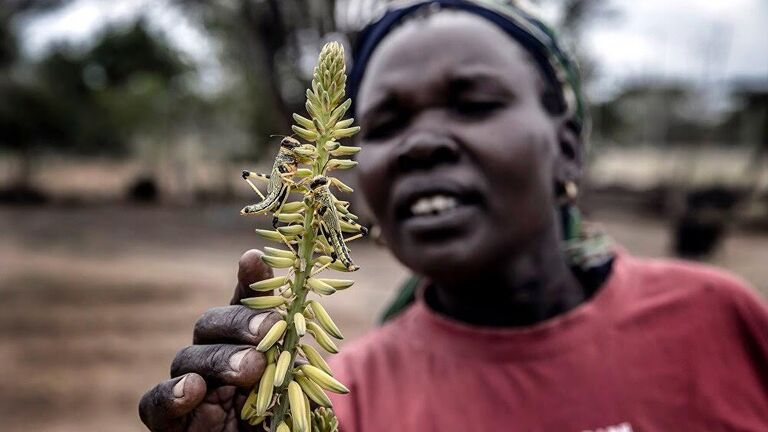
[{"xmin": 139, "ymin": 249, "xmax": 283, "ymax": 432}]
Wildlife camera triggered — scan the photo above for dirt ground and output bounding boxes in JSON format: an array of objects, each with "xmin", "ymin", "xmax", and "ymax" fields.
[{"xmin": 1, "ymin": 204, "xmax": 766, "ymax": 432}]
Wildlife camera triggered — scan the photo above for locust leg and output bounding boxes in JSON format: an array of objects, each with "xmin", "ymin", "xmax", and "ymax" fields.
[
  {"xmin": 283, "ymin": 173, "xmax": 313, "ymax": 193},
  {"xmin": 241, "ymin": 170, "xmax": 269, "ymax": 199},
  {"xmin": 244, "ymin": 180, "xmax": 265, "ymax": 200},
  {"xmin": 311, "ymin": 261, "xmax": 332, "ymax": 276},
  {"xmin": 242, "ymin": 170, "xmax": 271, "ymax": 183},
  {"xmin": 344, "ymin": 232, "xmax": 365, "ymax": 243},
  {"xmin": 277, "ymin": 231, "xmax": 297, "ymax": 254},
  {"xmin": 314, "ymin": 234, "xmax": 332, "ymax": 255}
]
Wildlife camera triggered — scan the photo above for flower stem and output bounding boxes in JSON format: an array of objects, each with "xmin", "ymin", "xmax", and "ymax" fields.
[{"xmin": 269, "ymin": 134, "xmax": 329, "ymax": 431}]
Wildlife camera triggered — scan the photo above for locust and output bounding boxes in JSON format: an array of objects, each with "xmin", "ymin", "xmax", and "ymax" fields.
[
  {"xmin": 309, "ymin": 176, "xmax": 367, "ymax": 271},
  {"xmin": 240, "ymin": 137, "xmax": 302, "ymax": 225}
]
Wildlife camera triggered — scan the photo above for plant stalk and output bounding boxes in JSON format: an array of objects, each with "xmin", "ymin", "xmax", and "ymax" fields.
[{"xmin": 268, "ymin": 134, "xmax": 329, "ymax": 432}]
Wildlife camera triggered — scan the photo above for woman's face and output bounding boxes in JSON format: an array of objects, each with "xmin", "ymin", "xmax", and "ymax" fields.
[{"xmin": 356, "ymin": 11, "xmax": 572, "ymax": 280}]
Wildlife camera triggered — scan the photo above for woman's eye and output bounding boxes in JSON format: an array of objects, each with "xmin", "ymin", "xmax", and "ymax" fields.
[
  {"xmin": 453, "ymin": 100, "xmax": 505, "ymax": 117},
  {"xmin": 362, "ymin": 117, "xmax": 401, "ymax": 141}
]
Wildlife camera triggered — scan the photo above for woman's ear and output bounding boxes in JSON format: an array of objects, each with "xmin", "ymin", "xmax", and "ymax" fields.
[{"xmin": 554, "ymin": 119, "xmax": 584, "ymax": 187}]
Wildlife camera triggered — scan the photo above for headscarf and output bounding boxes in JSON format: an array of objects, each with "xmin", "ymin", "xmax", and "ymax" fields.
[{"xmin": 347, "ymin": 0, "xmax": 588, "ymax": 139}]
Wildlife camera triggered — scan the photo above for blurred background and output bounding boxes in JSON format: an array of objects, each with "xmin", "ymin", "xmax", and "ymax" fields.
[{"xmin": 0, "ymin": 0, "xmax": 766, "ymax": 430}]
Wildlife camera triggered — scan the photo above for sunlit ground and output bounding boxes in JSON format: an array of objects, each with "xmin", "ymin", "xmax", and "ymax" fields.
[{"xmin": 1, "ymin": 204, "xmax": 766, "ymax": 432}]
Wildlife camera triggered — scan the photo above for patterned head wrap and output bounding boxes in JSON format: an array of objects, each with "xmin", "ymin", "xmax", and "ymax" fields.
[{"xmin": 347, "ymin": 0, "xmax": 588, "ymax": 139}]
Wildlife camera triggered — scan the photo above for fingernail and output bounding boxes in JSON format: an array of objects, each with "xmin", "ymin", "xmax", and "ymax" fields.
[
  {"xmin": 173, "ymin": 375, "xmax": 188, "ymax": 398},
  {"xmin": 249, "ymin": 313, "xmax": 268, "ymax": 336},
  {"xmin": 229, "ymin": 349, "xmax": 252, "ymax": 372}
]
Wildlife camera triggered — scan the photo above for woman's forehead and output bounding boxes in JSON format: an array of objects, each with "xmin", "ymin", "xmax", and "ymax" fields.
[{"xmin": 357, "ymin": 11, "xmax": 541, "ymax": 110}]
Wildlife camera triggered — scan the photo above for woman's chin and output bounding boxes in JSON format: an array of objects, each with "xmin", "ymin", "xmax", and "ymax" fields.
[{"xmin": 392, "ymin": 224, "xmax": 494, "ymax": 279}]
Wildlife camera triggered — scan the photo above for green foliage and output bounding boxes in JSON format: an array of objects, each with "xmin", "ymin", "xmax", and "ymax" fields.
[
  {"xmin": 0, "ymin": 18, "xmax": 192, "ymax": 159},
  {"xmin": 85, "ymin": 19, "xmax": 186, "ymax": 87},
  {"xmin": 35, "ymin": 20, "xmax": 190, "ymax": 155}
]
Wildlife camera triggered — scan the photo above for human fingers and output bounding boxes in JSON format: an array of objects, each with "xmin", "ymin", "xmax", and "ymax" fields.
[
  {"xmin": 231, "ymin": 249, "xmax": 275, "ymax": 305},
  {"xmin": 138, "ymin": 373, "xmax": 206, "ymax": 432},
  {"xmin": 170, "ymin": 345, "xmax": 266, "ymax": 388},
  {"xmin": 193, "ymin": 306, "xmax": 282, "ymax": 345}
]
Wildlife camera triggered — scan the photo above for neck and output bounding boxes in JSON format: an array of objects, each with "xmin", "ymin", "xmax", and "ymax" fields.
[{"xmin": 427, "ymin": 226, "xmax": 585, "ymax": 327}]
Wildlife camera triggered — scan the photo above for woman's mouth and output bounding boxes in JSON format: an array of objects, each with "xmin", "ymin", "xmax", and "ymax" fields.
[
  {"xmin": 393, "ymin": 182, "xmax": 485, "ymax": 238},
  {"xmin": 409, "ymin": 194, "xmax": 460, "ymax": 216}
]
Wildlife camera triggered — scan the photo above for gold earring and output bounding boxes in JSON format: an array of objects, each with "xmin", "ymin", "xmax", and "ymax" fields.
[
  {"xmin": 565, "ymin": 181, "xmax": 578, "ymax": 201},
  {"xmin": 369, "ymin": 224, "xmax": 386, "ymax": 247}
]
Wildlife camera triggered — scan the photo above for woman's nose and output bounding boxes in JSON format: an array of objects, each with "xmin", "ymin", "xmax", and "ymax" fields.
[{"xmin": 395, "ymin": 131, "xmax": 460, "ymax": 173}]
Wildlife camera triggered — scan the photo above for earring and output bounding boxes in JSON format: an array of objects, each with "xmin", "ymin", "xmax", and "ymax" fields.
[
  {"xmin": 369, "ymin": 224, "xmax": 386, "ymax": 247},
  {"xmin": 558, "ymin": 181, "xmax": 614, "ymax": 271},
  {"xmin": 557, "ymin": 180, "xmax": 578, "ymax": 206},
  {"xmin": 565, "ymin": 181, "xmax": 578, "ymax": 201}
]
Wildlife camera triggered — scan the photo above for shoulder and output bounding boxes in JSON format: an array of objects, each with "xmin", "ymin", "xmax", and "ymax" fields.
[
  {"xmin": 624, "ymin": 254, "xmax": 757, "ymax": 300},
  {"xmin": 615, "ymin": 253, "xmax": 767, "ymax": 329}
]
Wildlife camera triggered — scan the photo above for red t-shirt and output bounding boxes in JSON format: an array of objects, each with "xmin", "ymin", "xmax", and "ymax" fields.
[{"xmin": 328, "ymin": 252, "xmax": 768, "ymax": 432}]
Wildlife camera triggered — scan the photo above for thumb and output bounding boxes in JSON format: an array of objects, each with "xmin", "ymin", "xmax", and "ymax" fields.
[{"xmin": 230, "ymin": 249, "xmax": 275, "ymax": 305}]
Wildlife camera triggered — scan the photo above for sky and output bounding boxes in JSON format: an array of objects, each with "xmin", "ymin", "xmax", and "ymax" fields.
[
  {"xmin": 582, "ymin": 0, "xmax": 768, "ymax": 98},
  {"xmin": 17, "ymin": 0, "xmax": 768, "ymax": 98}
]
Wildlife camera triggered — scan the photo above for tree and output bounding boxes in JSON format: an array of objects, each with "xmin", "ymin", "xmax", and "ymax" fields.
[
  {"xmin": 593, "ymin": 82, "xmax": 714, "ymax": 145},
  {"xmin": 0, "ymin": 15, "xmax": 193, "ymax": 192},
  {"xmin": 176, "ymin": 0, "xmax": 343, "ymax": 157},
  {"xmin": 36, "ymin": 19, "xmax": 190, "ymax": 152}
]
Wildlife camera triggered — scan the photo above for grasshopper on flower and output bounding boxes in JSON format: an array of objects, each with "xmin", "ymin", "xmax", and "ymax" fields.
[
  {"xmin": 309, "ymin": 176, "xmax": 367, "ymax": 272},
  {"xmin": 240, "ymin": 137, "xmax": 306, "ymax": 226}
]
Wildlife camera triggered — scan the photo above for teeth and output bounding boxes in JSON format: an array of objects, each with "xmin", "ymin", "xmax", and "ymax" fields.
[{"xmin": 410, "ymin": 194, "xmax": 459, "ymax": 216}]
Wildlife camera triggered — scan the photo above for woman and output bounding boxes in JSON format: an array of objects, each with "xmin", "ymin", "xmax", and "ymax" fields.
[{"xmin": 139, "ymin": 1, "xmax": 768, "ymax": 431}]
